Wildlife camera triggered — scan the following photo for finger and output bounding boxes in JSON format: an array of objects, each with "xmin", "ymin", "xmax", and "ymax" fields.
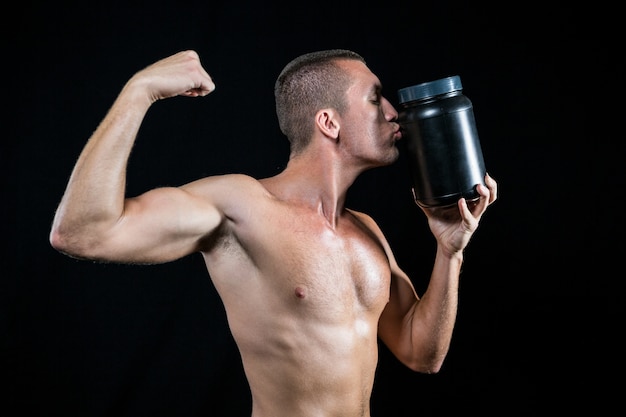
[
  {"xmin": 483, "ymin": 173, "xmax": 498, "ymax": 204},
  {"xmin": 194, "ymin": 53, "xmax": 216, "ymax": 96},
  {"xmin": 458, "ymin": 197, "xmax": 470, "ymax": 218},
  {"xmin": 181, "ymin": 89, "xmax": 200, "ymax": 97},
  {"xmin": 457, "ymin": 198, "xmax": 481, "ymax": 233},
  {"xmin": 181, "ymin": 80, "xmax": 216, "ymax": 97},
  {"xmin": 195, "ymin": 72, "xmax": 216, "ymax": 96},
  {"xmin": 465, "ymin": 186, "xmax": 489, "ymax": 220}
]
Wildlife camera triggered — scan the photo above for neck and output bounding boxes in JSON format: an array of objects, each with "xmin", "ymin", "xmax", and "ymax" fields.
[{"xmin": 261, "ymin": 150, "xmax": 361, "ymax": 228}]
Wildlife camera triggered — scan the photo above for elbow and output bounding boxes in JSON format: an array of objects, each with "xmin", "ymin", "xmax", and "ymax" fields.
[
  {"xmin": 402, "ymin": 349, "xmax": 448, "ymax": 374},
  {"xmin": 49, "ymin": 222, "xmax": 96, "ymax": 260},
  {"xmin": 49, "ymin": 206, "xmax": 121, "ymax": 261},
  {"xmin": 410, "ymin": 358, "xmax": 445, "ymax": 374},
  {"xmin": 49, "ymin": 226, "xmax": 69, "ymax": 253},
  {"xmin": 49, "ymin": 224, "xmax": 80, "ymax": 257}
]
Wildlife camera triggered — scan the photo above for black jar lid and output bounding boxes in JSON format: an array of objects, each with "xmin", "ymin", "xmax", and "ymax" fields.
[{"xmin": 398, "ymin": 75, "xmax": 462, "ymax": 104}]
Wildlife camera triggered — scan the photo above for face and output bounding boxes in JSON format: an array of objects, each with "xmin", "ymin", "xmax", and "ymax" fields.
[{"xmin": 336, "ymin": 60, "xmax": 402, "ymax": 169}]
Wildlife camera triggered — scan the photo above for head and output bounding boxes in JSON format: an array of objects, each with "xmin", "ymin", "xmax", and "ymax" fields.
[
  {"xmin": 274, "ymin": 49, "xmax": 401, "ymax": 169},
  {"xmin": 274, "ymin": 49, "xmax": 366, "ymax": 154}
]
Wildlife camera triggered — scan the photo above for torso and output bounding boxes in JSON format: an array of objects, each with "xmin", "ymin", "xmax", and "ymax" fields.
[{"xmin": 199, "ymin": 174, "xmax": 392, "ymax": 417}]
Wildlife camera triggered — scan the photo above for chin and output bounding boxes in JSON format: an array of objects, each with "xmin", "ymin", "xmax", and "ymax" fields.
[{"xmin": 388, "ymin": 147, "xmax": 400, "ymax": 163}]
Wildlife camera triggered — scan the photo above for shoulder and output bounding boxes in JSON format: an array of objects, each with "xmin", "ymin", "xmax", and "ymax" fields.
[
  {"xmin": 186, "ymin": 173, "xmax": 263, "ymax": 187},
  {"xmin": 183, "ymin": 173, "xmax": 268, "ymax": 197},
  {"xmin": 180, "ymin": 173, "xmax": 271, "ymax": 216},
  {"xmin": 346, "ymin": 208, "xmax": 399, "ymax": 264},
  {"xmin": 346, "ymin": 208, "xmax": 378, "ymax": 227},
  {"xmin": 347, "ymin": 208, "xmax": 399, "ymax": 247}
]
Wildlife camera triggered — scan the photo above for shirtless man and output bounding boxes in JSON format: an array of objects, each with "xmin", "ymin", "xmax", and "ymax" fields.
[{"xmin": 50, "ymin": 49, "xmax": 497, "ymax": 416}]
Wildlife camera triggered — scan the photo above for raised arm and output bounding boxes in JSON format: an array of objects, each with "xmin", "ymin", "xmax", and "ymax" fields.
[
  {"xmin": 378, "ymin": 174, "xmax": 498, "ymax": 373},
  {"xmin": 49, "ymin": 50, "xmax": 218, "ymax": 264}
]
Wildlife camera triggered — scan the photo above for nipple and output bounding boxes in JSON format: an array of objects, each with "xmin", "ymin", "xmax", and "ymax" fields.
[{"xmin": 294, "ymin": 287, "xmax": 306, "ymax": 299}]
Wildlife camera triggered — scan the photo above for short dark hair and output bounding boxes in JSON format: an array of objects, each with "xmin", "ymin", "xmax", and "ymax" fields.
[{"xmin": 274, "ymin": 49, "xmax": 365, "ymax": 154}]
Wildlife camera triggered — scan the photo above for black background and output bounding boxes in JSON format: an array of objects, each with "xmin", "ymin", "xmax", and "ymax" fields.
[{"xmin": 3, "ymin": 1, "xmax": 624, "ymax": 416}]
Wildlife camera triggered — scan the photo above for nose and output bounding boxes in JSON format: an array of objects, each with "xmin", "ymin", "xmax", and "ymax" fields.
[{"xmin": 382, "ymin": 97, "xmax": 398, "ymax": 122}]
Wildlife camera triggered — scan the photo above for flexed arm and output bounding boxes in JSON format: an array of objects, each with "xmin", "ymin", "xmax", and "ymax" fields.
[{"xmin": 50, "ymin": 51, "xmax": 217, "ymax": 264}]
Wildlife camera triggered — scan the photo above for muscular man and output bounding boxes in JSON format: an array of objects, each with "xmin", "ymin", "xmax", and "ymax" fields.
[{"xmin": 50, "ymin": 49, "xmax": 497, "ymax": 416}]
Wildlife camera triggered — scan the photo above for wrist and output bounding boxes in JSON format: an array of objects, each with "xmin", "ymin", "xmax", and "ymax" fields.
[
  {"xmin": 121, "ymin": 76, "xmax": 156, "ymax": 108},
  {"xmin": 437, "ymin": 245, "xmax": 464, "ymax": 263}
]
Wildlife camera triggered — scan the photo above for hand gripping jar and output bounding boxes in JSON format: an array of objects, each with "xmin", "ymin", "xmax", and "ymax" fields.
[{"xmin": 398, "ymin": 75, "xmax": 486, "ymax": 208}]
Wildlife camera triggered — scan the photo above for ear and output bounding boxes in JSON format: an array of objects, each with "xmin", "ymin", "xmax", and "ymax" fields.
[{"xmin": 315, "ymin": 109, "xmax": 340, "ymax": 141}]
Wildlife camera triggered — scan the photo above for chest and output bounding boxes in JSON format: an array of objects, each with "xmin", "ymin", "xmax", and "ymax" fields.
[{"xmin": 247, "ymin": 208, "xmax": 392, "ymax": 315}]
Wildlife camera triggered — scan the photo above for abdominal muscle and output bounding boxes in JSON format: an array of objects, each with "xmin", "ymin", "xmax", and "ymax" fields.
[
  {"xmin": 233, "ymin": 305, "xmax": 381, "ymax": 417},
  {"xmin": 207, "ymin": 250, "xmax": 387, "ymax": 416},
  {"xmin": 210, "ymin": 259, "xmax": 389, "ymax": 417}
]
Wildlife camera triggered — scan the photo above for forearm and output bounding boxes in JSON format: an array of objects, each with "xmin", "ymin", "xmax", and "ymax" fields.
[
  {"xmin": 50, "ymin": 82, "xmax": 152, "ymax": 254},
  {"xmin": 409, "ymin": 246, "xmax": 463, "ymax": 372},
  {"xmin": 391, "ymin": 178, "xmax": 496, "ymax": 372}
]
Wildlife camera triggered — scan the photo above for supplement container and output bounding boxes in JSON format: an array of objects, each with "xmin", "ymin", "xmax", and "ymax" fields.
[{"xmin": 398, "ymin": 75, "xmax": 486, "ymax": 208}]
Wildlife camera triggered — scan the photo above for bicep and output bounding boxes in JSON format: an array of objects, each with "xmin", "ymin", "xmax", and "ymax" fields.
[
  {"xmin": 104, "ymin": 186, "xmax": 223, "ymax": 264},
  {"xmin": 378, "ymin": 258, "xmax": 419, "ymax": 343}
]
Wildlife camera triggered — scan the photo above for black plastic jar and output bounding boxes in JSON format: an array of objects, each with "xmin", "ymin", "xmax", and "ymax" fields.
[{"xmin": 398, "ymin": 75, "xmax": 486, "ymax": 208}]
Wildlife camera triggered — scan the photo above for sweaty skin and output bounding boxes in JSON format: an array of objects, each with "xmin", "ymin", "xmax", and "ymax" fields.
[{"xmin": 49, "ymin": 51, "xmax": 497, "ymax": 417}]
